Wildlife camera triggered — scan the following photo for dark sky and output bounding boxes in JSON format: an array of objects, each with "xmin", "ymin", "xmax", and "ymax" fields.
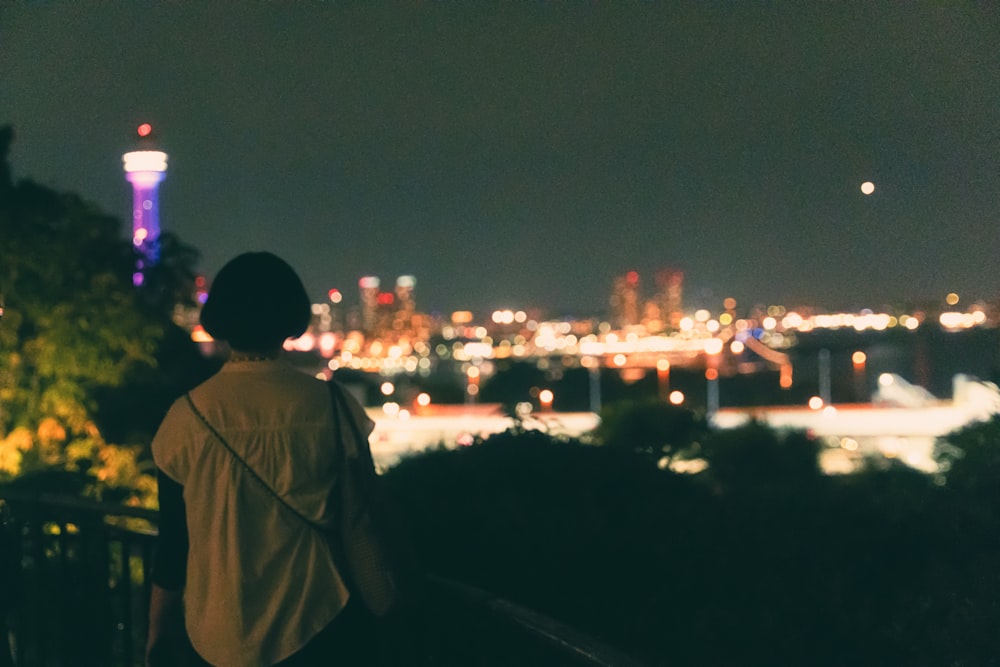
[{"xmin": 2, "ymin": 3, "xmax": 999, "ymax": 316}]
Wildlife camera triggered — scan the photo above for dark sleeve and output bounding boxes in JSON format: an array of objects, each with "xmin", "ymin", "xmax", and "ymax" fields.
[{"xmin": 151, "ymin": 467, "xmax": 189, "ymax": 591}]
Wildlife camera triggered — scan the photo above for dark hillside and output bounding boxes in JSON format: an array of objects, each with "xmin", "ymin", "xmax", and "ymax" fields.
[{"xmin": 384, "ymin": 420, "xmax": 1000, "ymax": 666}]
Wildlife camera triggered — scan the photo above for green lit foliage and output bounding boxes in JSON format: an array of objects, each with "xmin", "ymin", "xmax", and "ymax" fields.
[{"xmin": 0, "ymin": 126, "xmax": 197, "ymax": 505}]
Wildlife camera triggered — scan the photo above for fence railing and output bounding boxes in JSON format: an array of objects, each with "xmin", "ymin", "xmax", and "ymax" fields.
[{"xmin": 0, "ymin": 490, "xmax": 646, "ymax": 667}]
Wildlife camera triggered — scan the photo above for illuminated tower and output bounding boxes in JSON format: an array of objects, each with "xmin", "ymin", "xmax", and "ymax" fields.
[{"xmin": 122, "ymin": 123, "xmax": 168, "ymax": 285}]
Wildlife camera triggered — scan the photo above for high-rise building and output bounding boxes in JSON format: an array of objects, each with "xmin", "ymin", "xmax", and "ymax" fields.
[
  {"xmin": 358, "ymin": 276, "xmax": 381, "ymax": 333},
  {"xmin": 655, "ymin": 269, "xmax": 684, "ymax": 330},
  {"xmin": 122, "ymin": 124, "xmax": 168, "ymax": 285},
  {"xmin": 394, "ymin": 275, "xmax": 416, "ymax": 325},
  {"xmin": 610, "ymin": 271, "xmax": 641, "ymax": 328}
]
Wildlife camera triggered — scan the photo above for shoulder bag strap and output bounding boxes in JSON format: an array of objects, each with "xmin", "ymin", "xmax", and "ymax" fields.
[{"xmin": 184, "ymin": 392, "xmax": 324, "ymax": 531}]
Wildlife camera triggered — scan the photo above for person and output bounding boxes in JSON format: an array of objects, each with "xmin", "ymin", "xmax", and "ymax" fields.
[{"xmin": 146, "ymin": 252, "xmax": 386, "ymax": 667}]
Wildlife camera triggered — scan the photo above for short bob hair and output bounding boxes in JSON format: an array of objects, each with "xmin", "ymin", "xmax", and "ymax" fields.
[{"xmin": 200, "ymin": 252, "xmax": 312, "ymax": 352}]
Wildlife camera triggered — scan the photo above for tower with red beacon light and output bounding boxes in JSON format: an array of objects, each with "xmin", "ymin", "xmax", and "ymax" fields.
[{"xmin": 122, "ymin": 123, "xmax": 167, "ymax": 285}]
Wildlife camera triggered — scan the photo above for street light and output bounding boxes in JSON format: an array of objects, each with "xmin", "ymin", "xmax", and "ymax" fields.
[
  {"xmin": 852, "ymin": 350, "xmax": 868, "ymax": 402},
  {"xmin": 705, "ymin": 368, "xmax": 719, "ymax": 415},
  {"xmin": 466, "ymin": 366, "xmax": 480, "ymax": 405},
  {"xmin": 539, "ymin": 389, "xmax": 554, "ymax": 412},
  {"xmin": 656, "ymin": 358, "xmax": 670, "ymax": 400}
]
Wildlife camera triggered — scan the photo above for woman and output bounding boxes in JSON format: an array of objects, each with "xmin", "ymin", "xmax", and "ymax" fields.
[{"xmin": 146, "ymin": 252, "xmax": 380, "ymax": 666}]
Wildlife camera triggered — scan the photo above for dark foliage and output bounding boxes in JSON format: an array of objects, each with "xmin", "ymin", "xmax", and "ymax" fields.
[
  {"xmin": 699, "ymin": 419, "xmax": 822, "ymax": 490},
  {"xmin": 596, "ymin": 398, "xmax": 708, "ymax": 460},
  {"xmin": 384, "ymin": 422, "xmax": 1000, "ymax": 666},
  {"xmin": 0, "ymin": 124, "xmax": 217, "ymax": 490}
]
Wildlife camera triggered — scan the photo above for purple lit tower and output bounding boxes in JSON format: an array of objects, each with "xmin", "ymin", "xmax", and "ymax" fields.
[{"xmin": 122, "ymin": 123, "xmax": 168, "ymax": 285}]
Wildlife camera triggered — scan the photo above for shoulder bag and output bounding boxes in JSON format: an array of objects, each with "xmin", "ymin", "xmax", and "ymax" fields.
[{"xmin": 184, "ymin": 381, "xmax": 410, "ymax": 618}]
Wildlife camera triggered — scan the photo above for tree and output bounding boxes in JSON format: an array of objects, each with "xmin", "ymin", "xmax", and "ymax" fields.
[
  {"xmin": 935, "ymin": 414, "xmax": 1000, "ymax": 496},
  {"xmin": 594, "ymin": 398, "xmax": 708, "ymax": 463},
  {"xmin": 699, "ymin": 419, "xmax": 822, "ymax": 490},
  {"xmin": 0, "ymin": 125, "xmax": 202, "ymax": 501}
]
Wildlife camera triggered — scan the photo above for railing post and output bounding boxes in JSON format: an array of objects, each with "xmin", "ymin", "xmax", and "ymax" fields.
[{"xmin": 0, "ymin": 500, "xmax": 17, "ymax": 667}]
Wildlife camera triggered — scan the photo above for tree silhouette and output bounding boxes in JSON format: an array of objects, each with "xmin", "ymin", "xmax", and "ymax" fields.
[
  {"xmin": 699, "ymin": 419, "xmax": 822, "ymax": 490},
  {"xmin": 0, "ymin": 125, "xmax": 205, "ymax": 499},
  {"xmin": 595, "ymin": 398, "xmax": 708, "ymax": 463}
]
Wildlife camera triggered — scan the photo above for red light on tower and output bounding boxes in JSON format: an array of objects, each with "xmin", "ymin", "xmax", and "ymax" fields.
[
  {"xmin": 137, "ymin": 123, "xmax": 152, "ymax": 137},
  {"xmin": 626, "ymin": 270, "xmax": 639, "ymax": 286}
]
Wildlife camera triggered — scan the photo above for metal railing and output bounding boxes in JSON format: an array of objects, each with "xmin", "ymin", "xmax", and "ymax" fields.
[
  {"xmin": 0, "ymin": 490, "xmax": 646, "ymax": 667},
  {"xmin": 1, "ymin": 491, "xmax": 158, "ymax": 667}
]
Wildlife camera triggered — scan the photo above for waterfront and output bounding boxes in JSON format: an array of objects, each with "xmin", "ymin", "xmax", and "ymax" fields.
[
  {"xmin": 321, "ymin": 323, "xmax": 1000, "ymax": 414},
  {"xmin": 330, "ymin": 323, "xmax": 1000, "ymax": 473}
]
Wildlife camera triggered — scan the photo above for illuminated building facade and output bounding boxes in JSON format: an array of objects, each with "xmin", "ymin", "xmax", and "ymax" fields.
[
  {"xmin": 610, "ymin": 271, "xmax": 640, "ymax": 328},
  {"xmin": 359, "ymin": 276, "xmax": 381, "ymax": 334},
  {"xmin": 122, "ymin": 124, "xmax": 168, "ymax": 285},
  {"xmin": 655, "ymin": 269, "xmax": 684, "ymax": 331},
  {"xmin": 394, "ymin": 275, "xmax": 416, "ymax": 329}
]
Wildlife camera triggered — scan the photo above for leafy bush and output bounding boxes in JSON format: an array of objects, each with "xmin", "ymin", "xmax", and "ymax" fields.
[
  {"xmin": 594, "ymin": 398, "xmax": 708, "ymax": 462},
  {"xmin": 384, "ymin": 420, "xmax": 1000, "ymax": 666}
]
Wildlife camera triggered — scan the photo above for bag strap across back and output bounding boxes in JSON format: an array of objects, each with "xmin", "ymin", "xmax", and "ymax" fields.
[{"xmin": 183, "ymin": 384, "xmax": 352, "ymax": 533}]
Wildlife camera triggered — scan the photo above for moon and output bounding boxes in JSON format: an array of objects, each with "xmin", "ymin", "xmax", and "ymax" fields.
[{"xmin": 861, "ymin": 181, "xmax": 875, "ymax": 195}]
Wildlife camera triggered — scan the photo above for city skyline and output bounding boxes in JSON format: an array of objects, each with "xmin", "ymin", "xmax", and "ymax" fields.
[{"xmin": 2, "ymin": 4, "xmax": 998, "ymax": 315}]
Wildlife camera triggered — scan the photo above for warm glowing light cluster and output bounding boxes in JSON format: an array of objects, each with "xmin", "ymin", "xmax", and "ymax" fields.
[
  {"xmin": 491, "ymin": 309, "xmax": 528, "ymax": 325},
  {"xmin": 767, "ymin": 311, "xmax": 925, "ymax": 333},
  {"xmin": 275, "ymin": 277, "xmax": 997, "ymax": 407},
  {"xmin": 703, "ymin": 338, "xmax": 724, "ymax": 356},
  {"xmin": 939, "ymin": 310, "xmax": 988, "ymax": 330}
]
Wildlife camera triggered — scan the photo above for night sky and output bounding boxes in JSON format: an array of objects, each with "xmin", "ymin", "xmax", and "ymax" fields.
[{"xmin": 2, "ymin": 4, "xmax": 998, "ymax": 316}]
